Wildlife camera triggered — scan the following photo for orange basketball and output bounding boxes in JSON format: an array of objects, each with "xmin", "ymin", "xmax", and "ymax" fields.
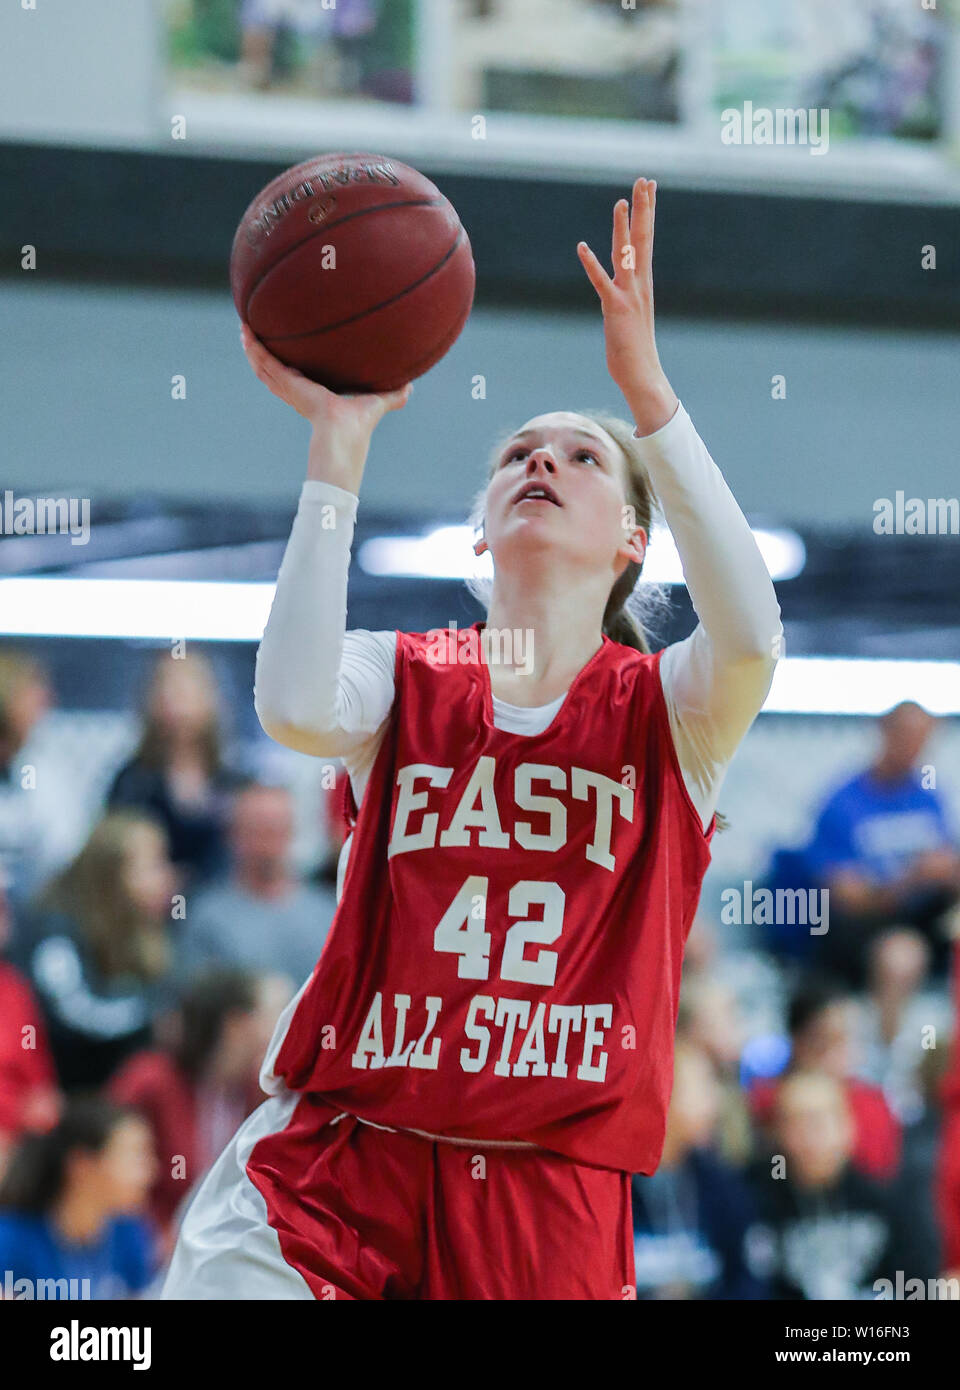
[{"xmin": 230, "ymin": 151, "xmax": 475, "ymax": 394}]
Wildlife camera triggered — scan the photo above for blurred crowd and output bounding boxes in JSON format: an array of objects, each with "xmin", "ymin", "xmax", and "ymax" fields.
[
  {"xmin": 0, "ymin": 644, "xmax": 958, "ymax": 1299},
  {"xmin": 0, "ymin": 645, "xmax": 340, "ymax": 1297},
  {"xmin": 636, "ymin": 700, "xmax": 960, "ymax": 1300}
]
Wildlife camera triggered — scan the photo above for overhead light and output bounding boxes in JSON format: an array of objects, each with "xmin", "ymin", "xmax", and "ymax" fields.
[
  {"xmin": 4, "ymin": 580, "xmax": 956, "ymax": 718},
  {"xmin": 358, "ymin": 525, "xmax": 487, "ymax": 580},
  {"xmin": 645, "ymin": 525, "xmax": 806, "ymax": 584},
  {"xmin": 358, "ymin": 523, "xmax": 806, "ymax": 582},
  {"xmin": 0, "ymin": 577, "xmax": 274, "ymax": 642},
  {"xmin": 765, "ymin": 657, "xmax": 960, "ymax": 716}
]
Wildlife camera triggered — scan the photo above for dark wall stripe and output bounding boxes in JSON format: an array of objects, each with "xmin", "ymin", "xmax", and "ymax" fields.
[{"xmin": 2, "ymin": 140, "xmax": 958, "ymax": 326}]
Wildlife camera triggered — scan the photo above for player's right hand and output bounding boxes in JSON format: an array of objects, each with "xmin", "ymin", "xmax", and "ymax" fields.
[{"xmin": 239, "ymin": 322, "xmax": 413, "ymax": 439}]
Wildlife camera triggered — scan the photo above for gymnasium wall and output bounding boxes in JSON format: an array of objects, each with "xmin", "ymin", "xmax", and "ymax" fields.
[
  {"xmin": 0, "ymin": 0, "xmax": 160, "ymax": 146},
  {"xmin": 5, "ymin": 276, "xmax": 958, "ymax": 529}
]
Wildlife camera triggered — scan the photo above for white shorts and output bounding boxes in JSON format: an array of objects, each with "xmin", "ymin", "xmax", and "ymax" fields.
[{"xmin": 161, "ymin": 1090, "xmax": 313, "ymax": 1300}]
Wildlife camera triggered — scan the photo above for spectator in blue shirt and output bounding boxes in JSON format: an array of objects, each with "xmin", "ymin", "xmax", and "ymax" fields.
[
  {"xmin": 0, "ymin": 1096, "xmax": 158, "ymax": 1300},
  {"xmin": 804, "ymin": 702, "xmax": 960, "ymax": 985}
]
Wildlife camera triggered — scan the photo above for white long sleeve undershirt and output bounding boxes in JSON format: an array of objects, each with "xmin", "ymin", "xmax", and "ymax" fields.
[{"xmin": 254, "ymin": 402, "xmax": 783, "ymax": 835}]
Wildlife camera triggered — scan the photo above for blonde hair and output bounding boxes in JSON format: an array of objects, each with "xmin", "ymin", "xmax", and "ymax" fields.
[
  {"xmin": 37, "ymin": 812, "xmax": 171, "ymax": 982},
  {"xmin": 466, "ymin": 409, "xmax": 668, "ymax": 652},
  {"xmin": 135, "ymin": 650, "xmax": 223, "ymax": 775}
]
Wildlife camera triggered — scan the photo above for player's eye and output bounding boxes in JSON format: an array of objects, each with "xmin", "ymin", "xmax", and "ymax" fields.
[
  {"xmin": 503, "ymin": 447, "xmax": 528, "ymax": 466},
  {"xmin": 575, "ymin": 449, "xmax": 601, "ymax": 466}
]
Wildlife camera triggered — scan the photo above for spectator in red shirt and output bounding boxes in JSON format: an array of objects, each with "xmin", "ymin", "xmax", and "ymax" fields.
[
  {"xmin": 110, "ymin": 966, "xmax": 292, "ymax": 1251},
  {"xmin": 750, "ymin": 977, "xmax": 901, "ymax": 1183},
  {"xmin": 0, "ymin": 883, "xmax": 59, "ymax": 1182}
]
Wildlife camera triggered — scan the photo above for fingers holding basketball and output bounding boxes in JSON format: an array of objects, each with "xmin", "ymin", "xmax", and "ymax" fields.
[
  {"xmin": 240, "ymin": 321, "xmax": 412, "ymax": 431},
  {"xmin": 240, "ymin": 322, "xmax": 317, "ymax": 414},
  {"xmin": 341, "ymin": 378, "xmax": 416, "ymax": 434},
  {"xmin": 373, "ymin": 381, "xmax": 414, "ymax": 416}
]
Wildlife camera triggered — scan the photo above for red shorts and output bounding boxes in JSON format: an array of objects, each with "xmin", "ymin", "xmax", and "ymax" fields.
[{"xmin": 245, "ymin": 1094, "xmax": 635, "ymax": 1300}]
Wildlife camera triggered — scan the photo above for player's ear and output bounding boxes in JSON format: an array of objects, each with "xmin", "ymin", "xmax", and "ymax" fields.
[
  {"xmin": 618, "ymin": 526, "xmax": 646, "ymax": 567},
  {"xmin": 473, "ymin": 525, "xmax": 489, "ymax": 557}
]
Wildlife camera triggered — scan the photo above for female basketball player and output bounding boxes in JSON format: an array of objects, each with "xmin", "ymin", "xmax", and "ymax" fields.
[{"xmin": 163, "ymin": 179, "xmax": 782, "ymax": 1300}]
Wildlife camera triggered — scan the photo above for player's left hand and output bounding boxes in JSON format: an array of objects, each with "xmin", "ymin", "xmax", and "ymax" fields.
[{"xmin": 577, "ymin": 178, "xmax": 678, "ymax": 435}]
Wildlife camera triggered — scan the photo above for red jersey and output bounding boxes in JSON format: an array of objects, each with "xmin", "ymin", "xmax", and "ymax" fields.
[{"xmin": 264, "ymin": 622, "xmax": 714, "ymax": 1174}]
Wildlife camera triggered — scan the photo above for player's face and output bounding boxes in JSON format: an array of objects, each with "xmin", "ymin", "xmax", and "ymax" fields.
[{"xmin": 484, "ymin": 413, "xmax": 644, "ymax": 574}]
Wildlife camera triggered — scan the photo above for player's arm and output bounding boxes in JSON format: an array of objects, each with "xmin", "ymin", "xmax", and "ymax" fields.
[
  {"xmin": 579, "ymin": 180, "xmax": 782, "ymax": 828},
  {"xmin": 633, "ymin": 404, "xmax": 783, "ymax": 815},
  {"xmin": 241, "ymin": 325, "xmax": 407, "ymax": 760}
]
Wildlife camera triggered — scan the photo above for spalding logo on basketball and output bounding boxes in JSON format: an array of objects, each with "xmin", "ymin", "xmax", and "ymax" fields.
[{"xmin": 230, "ymin": 152, "xmax": 476, "ymax": 394}]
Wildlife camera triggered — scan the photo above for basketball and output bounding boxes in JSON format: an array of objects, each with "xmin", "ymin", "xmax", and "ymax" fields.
[{"xmin": 230, "ymin": 152, "xmax": 475, "ymax": 394}]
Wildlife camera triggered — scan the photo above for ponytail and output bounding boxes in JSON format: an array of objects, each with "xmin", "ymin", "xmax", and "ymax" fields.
[{"xmin": 602, "ymin": 587, "xmax": 649, "ymax": 653}]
